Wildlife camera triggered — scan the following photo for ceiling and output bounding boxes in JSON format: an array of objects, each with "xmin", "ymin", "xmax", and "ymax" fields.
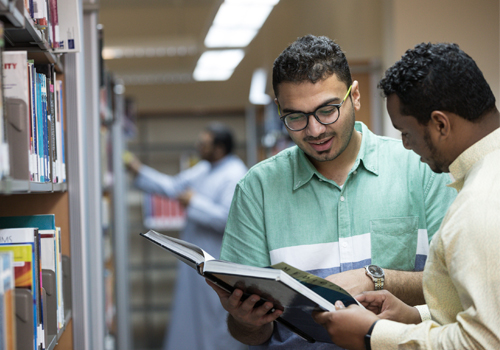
[{"xmin": 97, "ymin": 0, "xmax": 384, "ymax": 115}]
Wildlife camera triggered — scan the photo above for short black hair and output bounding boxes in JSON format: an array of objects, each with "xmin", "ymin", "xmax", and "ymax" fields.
[
  {"xmin": 378, "ymin": 42, "xmax": 496, "ymax": 124},
  {"xmin": 272, "ymin": 34, "xmax": 352, "ymax": 98},
  {"xmin": 205, "ymin": 122, "xmax": 234, "ymax": 155}
]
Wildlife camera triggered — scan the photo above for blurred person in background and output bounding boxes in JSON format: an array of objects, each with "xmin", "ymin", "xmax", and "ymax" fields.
[{"xmin": 125, "ymin": 122, "xmax": 248, "ymax": 350}]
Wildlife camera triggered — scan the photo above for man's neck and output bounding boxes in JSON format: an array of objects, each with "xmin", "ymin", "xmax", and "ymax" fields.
[
  {"xmin": 313, "ymin": 130, "xmax": 362, "ymax": 186},
  {"xmin": 452, "ymin": 109, "xmax": 500, "ymax": 160}
]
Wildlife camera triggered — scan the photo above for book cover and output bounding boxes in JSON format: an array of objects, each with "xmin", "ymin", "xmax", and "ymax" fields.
[
  {"xmin": 54, "ymin": 0, "xmax": 81, "ymax": 53},
  {"xmin": 0, "ymin": 214, "xmax": 64, "ymax": 332},
  {"xmin": 28, "ymin": 61, "xmax": 38, "ymax": 182},
  {"xmin": 56, "ymin": 80, "xmax": 65, "ymax": 183},
  {"xmin": 2, "ymin": 51, "xmax": 30, "ymax": 181},
  {"xmin": 0, "ymin": 227, "xmax": 40, "ymax": 350},
  {"xmin": 140, "ymin": 230, "xmax": 360, "ymax": 344},
  {"xmin": 0, "ymin": 22, "xmax": 8, "ymax": 180},
  {"xmin": 0, "ymin": 251, "xmax": 16, "ymax": 350}
]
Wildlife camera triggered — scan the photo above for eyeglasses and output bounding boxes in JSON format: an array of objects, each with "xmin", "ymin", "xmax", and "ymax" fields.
[{"xmin": 278, "ymin": 85, "xmax": 352, "ymax": 131}]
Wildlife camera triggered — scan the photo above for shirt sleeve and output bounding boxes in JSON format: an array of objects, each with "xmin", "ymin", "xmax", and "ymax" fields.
[
  {"xmin": 220, "ymin": 181, "xmax": 271, "ymax": 267},
  {"xmin": 134, "ymin": 164, "xmax": 204, "ymax": 198},
  {"xmin": 185, "ymin": 167, "xmax": 243, "ymax": 233},
  {"xmin": 415, "ymin": 305, "xmax": 431, "ymax": 322}
]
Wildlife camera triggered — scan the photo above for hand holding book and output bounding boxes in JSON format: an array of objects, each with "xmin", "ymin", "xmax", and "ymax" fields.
[{"xmin": 140, "ymin": 230, "xmax": 361, "ymax": 344}]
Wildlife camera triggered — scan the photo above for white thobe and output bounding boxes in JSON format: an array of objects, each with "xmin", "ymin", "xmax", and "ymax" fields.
[{"xmin": 135, "ymin": 154, "xmax": 248, "ymax": 350}]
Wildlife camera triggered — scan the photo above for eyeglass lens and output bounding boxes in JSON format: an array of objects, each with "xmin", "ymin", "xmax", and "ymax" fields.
[{"xmin": 284, "ymin": 105, "xmax": 339, "ymax": 131}]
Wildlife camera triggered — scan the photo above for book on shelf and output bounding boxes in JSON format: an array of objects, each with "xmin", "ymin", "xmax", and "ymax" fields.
[
  {"xmin": 0, "ymin": 214, "xmax": 64, "ymax": 333},
  {"xmin": 55, "ymin": 79, "xmax": 65, "ymax": 183},
  {"xmin": 140, "ymin": 230, "xmax": 361, "ymax": 344},
  {"xmin": 0, "ymin": 227, "xmax": 44, "ymax": 350},
  {"xmin": 2, "ymin": 51, "xmax": 30, "ymax": 181},
  {"xmin": 54, "ymin": 0, "xmax": 81, "ymax": 53},
  {"xmin": 142, "ymin": 194, "xmax": 186, "ymax": 231},
  {"xmin": 0, "ymin": 21, "xmax": 8, "ymax": 181},
  {"xmin": 1, "ymin": 51, "xmax": 66, "ymax": 184},
  {"xmin": 0, "ymin": 251, "xmax": 16, "ymax": 350}
]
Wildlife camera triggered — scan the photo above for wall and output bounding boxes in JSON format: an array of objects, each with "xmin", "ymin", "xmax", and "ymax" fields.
[{"xmin": 381, "ymin": 0, "xmax": 500, "ymax": 137}]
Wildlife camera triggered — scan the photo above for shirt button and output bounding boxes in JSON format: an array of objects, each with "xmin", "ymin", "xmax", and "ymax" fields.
[
  {"xmin": 353, "ymin": 171, "xmax": 357, "ymax": 175},
  {"xmin": 340, "ymin": 196, "xmax": 345, "ymax": 201},
  {"xmin": 342, "ymin": 242, "xmax": 348, "ymax": 248}
]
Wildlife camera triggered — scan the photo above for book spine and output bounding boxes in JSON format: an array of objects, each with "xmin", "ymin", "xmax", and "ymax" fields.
[{"xmin": 36, "ymin": 72, "xmax": 44, "ymax": 183}]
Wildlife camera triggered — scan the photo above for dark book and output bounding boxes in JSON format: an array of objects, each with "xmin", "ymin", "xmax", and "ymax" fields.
[{"xmin": 140, "ymin": 230, "xmax": 361, "ymax": 344}]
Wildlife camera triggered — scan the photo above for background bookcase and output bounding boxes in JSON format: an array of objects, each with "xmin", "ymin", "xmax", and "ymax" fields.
[{"xmin": 0, "ymin": 0, "xmax": 131, "ymax": 349}]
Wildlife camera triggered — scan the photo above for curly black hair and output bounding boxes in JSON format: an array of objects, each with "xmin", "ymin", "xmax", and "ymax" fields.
[
  {"xmin": 272, "ymin": 35, "xmax": 352, "ymax": 98},
  {"xmin": 378, "ymin": 42, "xmax": 496, "ymax": 125}
]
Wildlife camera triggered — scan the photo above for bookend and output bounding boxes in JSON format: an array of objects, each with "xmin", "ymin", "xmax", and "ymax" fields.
[
  {"xmin": 15, "ymin": 288, "xmax": 34, "ymax": 350},
  {"xmin": 42, "ymin": 269, "xmax": 58, "ymax": 335}
]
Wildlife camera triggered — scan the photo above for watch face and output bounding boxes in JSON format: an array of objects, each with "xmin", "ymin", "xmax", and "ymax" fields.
[{"xmin": 367, "ymin": 265, "xmax": 384, "ymax": 278}]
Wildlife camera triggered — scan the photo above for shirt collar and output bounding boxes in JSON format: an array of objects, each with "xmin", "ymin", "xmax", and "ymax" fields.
[
  {"xmin": 448, "ymin": 127, "xmax": 500, "ymax": 191},
  {"xmin": 292, "ymin": 121, "xmax": 379, "ymax": 189}
]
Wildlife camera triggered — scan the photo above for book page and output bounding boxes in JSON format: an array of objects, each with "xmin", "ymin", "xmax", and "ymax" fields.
[{"xmin": 271, "ymin": 262, "xmax": 360, "ymax": 307}]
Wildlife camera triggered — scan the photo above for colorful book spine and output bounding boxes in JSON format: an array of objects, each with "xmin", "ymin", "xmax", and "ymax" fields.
[{"xmin": 0, "ymin": 251, "xmax": 16, "ymax": 350}]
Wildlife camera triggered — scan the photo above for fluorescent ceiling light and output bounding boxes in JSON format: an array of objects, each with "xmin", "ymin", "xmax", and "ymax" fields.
[
  {"xmin": 225, "ymin": 0, "xmax": 279, "ymax": 5},
  {"xmin": 102, "ymin": 45, "xmax": 198, "ymax": 60},
  {"xmin": 249, "ymin": 68, "xmax": 271, "ymax": 105},
  {"xmin": 205, "ymin": 27, "xmax": 258, "ymax": 48},
  {"xmin": 213, "ymin": 3, "xmax": 274, "ymax": 29},
  {"xmin": 204, "ymin": 0, "xmax": 278, "ymax": 48},
  {"xmin": 193, "ymin": 49, "xmax": 245, "ymax": 81}
]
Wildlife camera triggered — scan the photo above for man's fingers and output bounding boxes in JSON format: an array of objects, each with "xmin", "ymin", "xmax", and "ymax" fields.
[{"xmin": 312, "ymin": 310, "xmax": 332, "ymax": 326}]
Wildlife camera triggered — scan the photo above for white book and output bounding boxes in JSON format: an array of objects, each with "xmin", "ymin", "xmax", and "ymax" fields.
[
  {"xmin": 2, "ymin": 51, "xmax": 30, "ymax": 181},
  {"xmin": 54, "ymin": 0, "xmax": 81, "ymax": 53}
]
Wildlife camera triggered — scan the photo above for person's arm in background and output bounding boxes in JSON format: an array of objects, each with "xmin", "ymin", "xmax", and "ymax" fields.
[
  {"xmin": 123, "ymin": 150, "xmax": 208, "ymax": 198},
  {"xmin": 181, "ymin": 161, "xmax": 247, "ymax": 233}
]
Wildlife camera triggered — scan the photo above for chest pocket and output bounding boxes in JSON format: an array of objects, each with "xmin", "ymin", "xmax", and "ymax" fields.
[{"xmin": 370, "ymin": 216, "xmax": 419, "ymax": 270}]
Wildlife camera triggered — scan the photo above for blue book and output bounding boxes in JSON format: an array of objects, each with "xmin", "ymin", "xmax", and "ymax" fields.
[
  {"xmin": 40, "ymin": 74, "xmax": 49, "ymax": 182},
  {"xmin": 36, "ymin": 72, "xmax": 44, "ymax": 183}
]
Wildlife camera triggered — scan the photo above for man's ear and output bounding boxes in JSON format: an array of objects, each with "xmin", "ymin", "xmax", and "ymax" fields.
[
  {"xmin": 274, "ymin": 98, "xmax": 281, "ymax": 115},
  {"xmin": 430, "ymin": 111, "xmax": 451, "ymax": 139},
  {"xmin": 350, "ymin": 80, "xmax": 361, "ymax": 111}
]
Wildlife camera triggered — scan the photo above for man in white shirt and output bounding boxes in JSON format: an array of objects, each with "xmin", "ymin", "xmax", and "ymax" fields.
[
  {"xmin": 126, "ymin": 122, "xmax": 248, "ymax": 350},
  {"xmin": 312, "ymin": 42, "xmax": 500, "ymax": 349}
]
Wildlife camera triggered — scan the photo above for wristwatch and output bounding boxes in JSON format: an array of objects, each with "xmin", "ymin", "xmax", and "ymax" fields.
[{"xmin": 364, "ymin": 264, "xmax": 385, "ymax": 290}]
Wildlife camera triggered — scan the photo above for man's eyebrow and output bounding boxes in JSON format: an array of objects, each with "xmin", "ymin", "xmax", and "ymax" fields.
[{"xmin": 281, "ymin": 97, "xmax": 341, "ymax": 114}]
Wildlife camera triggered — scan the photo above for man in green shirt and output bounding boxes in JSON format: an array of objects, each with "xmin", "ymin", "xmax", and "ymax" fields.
[{"xmin": 209, "ymin": 35, "xmax": 456, "ymax": 349}]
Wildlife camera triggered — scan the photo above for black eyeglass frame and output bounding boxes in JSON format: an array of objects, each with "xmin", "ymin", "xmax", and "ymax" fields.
[{"xmin": 277, "ymin": 85, "xmax": 352, "ymax": 131}]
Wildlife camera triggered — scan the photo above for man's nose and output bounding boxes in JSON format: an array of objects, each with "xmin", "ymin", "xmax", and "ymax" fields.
[{"xmin": 305, "ymin": 114, "xmax": 326, "ymax": 136}]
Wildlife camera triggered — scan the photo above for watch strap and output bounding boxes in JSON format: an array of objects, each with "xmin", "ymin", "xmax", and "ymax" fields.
[
  {"xmin": 364, "ymin": 320, "xmax": 379, "ymax": 350},
  {"xmin": 373, "ymin": 277, "xmax": 384, "ymax": 290}
]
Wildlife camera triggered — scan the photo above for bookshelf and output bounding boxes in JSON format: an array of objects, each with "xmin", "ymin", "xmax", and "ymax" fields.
[{"xmin": 0, "ymin": 0, "xmax": 130, "ymax": 349}]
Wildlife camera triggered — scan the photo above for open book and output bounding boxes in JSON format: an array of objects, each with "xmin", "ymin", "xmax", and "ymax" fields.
[{"xmin": 141, "ymin": 230, "xmax": 361, "ymax": 343}]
